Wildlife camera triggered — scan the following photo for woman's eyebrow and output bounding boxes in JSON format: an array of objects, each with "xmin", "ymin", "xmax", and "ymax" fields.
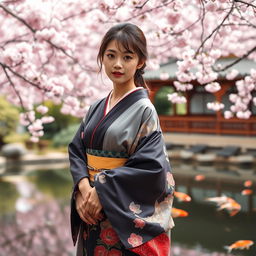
[
  {"xmin": 106, "ymin": 49, "xmax": 116, "ymax": 53},
  {"xmin": 106, "ymin": 49, "xmax": 134, "ymax": 54}
]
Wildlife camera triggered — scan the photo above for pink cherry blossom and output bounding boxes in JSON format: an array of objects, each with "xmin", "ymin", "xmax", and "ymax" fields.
[
  {"xmin": 41, "ymin": 116, "xmax": 55, "ymax": 124},
  {"xmin": 0, "ymin": 0, "xmax": 255, "ymax": 139},
  {"xmin": 30, "ymin": 136, "xmax": 39, "ymax": 143},
  {"xmin": 226, "ymin": 69, "xmax": 238, "ymax": 80},
  {"xmin": 207, "ymin": 102, "xmax": 224, "ymax": 111},
  {"xmin": 127, "ymin": 233, "xmax": 143, "ymax": 247},
  {"xmin": 168, "ymin": 93, "xmax": 187, "ymax": 104},
  {"xmin": 36, "ymin": 105, "xmax": 48, "ymax": 114},
  {"xmin": 129, "ymin": 202, "xmax": 142, "ymax": 214},
  {"xmin": 133, "ymin": 218, "xmax": 145, "ymax": 229},
  {"xmin": 160, "ymin": 72, "xmax": 169, "ymax": 80},
  {"xmin": 173, "ymin": 81, "xmax": 193, "ymax": 91},
  {"xmin": 224, "ymin": 111, "xmax": 234, "ymax": 119},
  {"xmin": 205, "ymin": 82, "xmax": 221, "ymax": 93}
]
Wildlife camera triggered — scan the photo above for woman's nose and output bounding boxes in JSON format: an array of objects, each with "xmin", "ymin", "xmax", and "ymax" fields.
[{"xmin": 113, "ymin": 58, "xmax": 122, "ymax": 69}]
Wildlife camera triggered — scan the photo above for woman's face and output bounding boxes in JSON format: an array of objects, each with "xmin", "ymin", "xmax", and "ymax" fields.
[{"xmin": 102, "ymin": 39, "xmax": 143, "ymax": 87}]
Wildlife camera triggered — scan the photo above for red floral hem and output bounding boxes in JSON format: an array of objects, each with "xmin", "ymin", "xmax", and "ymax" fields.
[{"xmin": 128, "ymin": 233, "xmax": 170, "ymax": 256}]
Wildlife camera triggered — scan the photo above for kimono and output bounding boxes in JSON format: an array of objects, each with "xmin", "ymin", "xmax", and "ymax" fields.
[{"xmin": 68, "ymin": 88, "xmax": 175, "ymax": 256}]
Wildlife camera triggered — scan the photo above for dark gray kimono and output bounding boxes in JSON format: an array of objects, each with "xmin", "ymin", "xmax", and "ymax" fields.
[{"xmin": 68, "ymin": 88, "xmax": 175, "ymax": 256}]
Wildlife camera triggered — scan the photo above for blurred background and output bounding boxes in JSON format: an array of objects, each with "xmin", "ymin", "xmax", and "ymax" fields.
[{"xmin": 0, "ymin": 0, "xmax": 256, "ymax": 255}]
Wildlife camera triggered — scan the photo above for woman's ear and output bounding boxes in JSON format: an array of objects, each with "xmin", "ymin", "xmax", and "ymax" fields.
[{"xmin": 137, "ymin": 59, "xmax": 145, "ymax": 70}]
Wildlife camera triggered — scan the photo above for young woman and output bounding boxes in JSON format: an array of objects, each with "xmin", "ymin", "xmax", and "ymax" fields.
[{"xmin": 68, "ymin": 23, "xmax": 175, "ymax": 256}]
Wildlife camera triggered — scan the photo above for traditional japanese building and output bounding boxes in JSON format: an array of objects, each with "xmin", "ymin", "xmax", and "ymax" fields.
[{"xmin": 144, "ymin": 58, "xmax": 256, "ymax": 136}]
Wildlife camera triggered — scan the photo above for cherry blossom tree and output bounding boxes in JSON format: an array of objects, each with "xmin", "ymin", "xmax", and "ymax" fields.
[{"xmin": 0, "ymin": 0, "xmax": 255, "ymax": 141}]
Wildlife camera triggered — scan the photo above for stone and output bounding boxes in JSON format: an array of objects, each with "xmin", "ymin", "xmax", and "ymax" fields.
[{"xmin": 1, "ymin": 143, "xmax": 27, "ymax": 158}]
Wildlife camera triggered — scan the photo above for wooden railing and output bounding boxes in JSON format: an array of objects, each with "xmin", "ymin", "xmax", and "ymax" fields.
[{"xmin": 159, "ymin": 115, "xmax": 256, "ymax": 136}]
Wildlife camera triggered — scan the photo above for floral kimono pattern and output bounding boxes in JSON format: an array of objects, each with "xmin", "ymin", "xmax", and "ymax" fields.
[{"xmin": 68, "ymin": 88, "xmax": 175, "ymax": 256}]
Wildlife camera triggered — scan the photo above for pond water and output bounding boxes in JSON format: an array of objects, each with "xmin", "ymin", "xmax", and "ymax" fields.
[{"xmin": 0, "ymin": 163, "xmax": 255, "ymax": 256}]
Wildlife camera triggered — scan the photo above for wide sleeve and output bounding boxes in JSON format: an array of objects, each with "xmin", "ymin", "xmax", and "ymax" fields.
[
  {"xmin": 68, "ymin": 108, "xmax": 92, "ymax": 245},
  {"xmin": 68, "ymin": 121, "xmax": 89, "ymax": 188},
  {"xmin": 94, "ymin": 107, "xmax": 175, "ymax": 250}
]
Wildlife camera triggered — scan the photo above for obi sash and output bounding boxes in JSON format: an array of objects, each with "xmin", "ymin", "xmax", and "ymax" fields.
[{"xmin": 86, "ymin": 153, "xmax": 128, "ymax": 181}]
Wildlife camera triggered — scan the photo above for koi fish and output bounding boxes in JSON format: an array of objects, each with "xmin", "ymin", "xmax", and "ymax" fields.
[
  {"xmin": 174, "ymin": 191, "xmax": 191, "ymax": 202},
  {"xmin": 244, "ymin": 180, "xmax": 253, "ymax": 187},
  {"xmin": 194, "ymin": 174, "xmax": 205, "ymax": 181},
  {"xmin": 241, "ymin": 189, "xmax": 253, "ymax": 196},
  {"xmin": 171, "ymin": 208, "xmax": 189, "ymax": 218},
  {"xmin": 205, "ymin": 195, "xmax": 241, "ymax": 216},
  {"xmin": 224, "ymin": 240, "xmax": 254, "ymax": 253}
]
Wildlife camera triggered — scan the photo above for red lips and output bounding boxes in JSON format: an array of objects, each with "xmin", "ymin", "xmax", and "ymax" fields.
[{"xmin": 112, "ymin": 72, "xmax": 124, "ymax": 77}]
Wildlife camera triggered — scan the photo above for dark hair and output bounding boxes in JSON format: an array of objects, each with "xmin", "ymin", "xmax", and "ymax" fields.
[{"xmin": 97, "ymin": 23, "xmax": 148, "ymax": 89}]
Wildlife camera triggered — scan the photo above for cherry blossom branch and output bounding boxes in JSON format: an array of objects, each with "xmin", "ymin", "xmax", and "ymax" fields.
[
  {"xmin": 1, "ymin": 63, "xmax": 28, "ymax": 114},
  {"xmin": 122, "ymin": 0, "xmax": 175, "ymax": 22},
  {"xmin": 0, "ymin": 4, "xmax": 95, "ymax": 72},
  {"xmin": 0, "ymin": 62, "xmax": 44, "ymax": 91},
  {"xmin": 234, "ymin": 0, "xmax": 256, "ymax": 9},
  {"xmin": 135, "ymin": 0, "xmax": 150, "ymax": 9},
  {"xmin": 195, "ymin": 1, "xmax": 235, "ymax": 56},
  {"xmin": 0, "ymin": 4, "xmax": 36, "ymax": 33},
  {"xmin": 213, "ymin": 45, "xmax": 256, "ymax": 72},
  {"xmin": 108, "ymin": 0, "xmax": 126, "ymax": 10},
  {"xmin": 199, "ymin": 0, "xmax": 206, "ymax": 44},
  {"xmin": 0, "ymin": 33, "xmax": 30, "ymax": 47}
]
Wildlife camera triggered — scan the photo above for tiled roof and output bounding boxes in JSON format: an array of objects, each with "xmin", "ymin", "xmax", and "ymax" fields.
[{"xmin": 144, "ymin": 58, "xmax": 256, "ymax": 80}]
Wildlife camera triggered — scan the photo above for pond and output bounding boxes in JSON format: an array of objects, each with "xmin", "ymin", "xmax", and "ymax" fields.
[{"xmin": 0, "ymin": 163, "xmax": 255, "ymax": 256}]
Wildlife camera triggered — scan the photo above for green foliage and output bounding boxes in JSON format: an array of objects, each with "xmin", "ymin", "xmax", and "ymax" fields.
[
  {"xmin": 0, "ymin": 181, "xmax": 19, "ymax": 216},
  {"xmin": 3, "ymin": 132, "xmax": 30, "ymax": 144},
  {"xmin": 52, "ymin": 123, "xmax": 80, "ymax": 148},
  {"xmin": 0, "ymin": 97, "xmax": 19, "ymax": 145},
  {"xmin": 176, "ymin": 101, "xmax": 187, "ymax": 115},
  {"xmin": 154, "ymin": 86, "xmax": 174, "ymax": 115},
  {"xmin": 39, "ymin": 101, "xmax": 80, "ymax": 139}
]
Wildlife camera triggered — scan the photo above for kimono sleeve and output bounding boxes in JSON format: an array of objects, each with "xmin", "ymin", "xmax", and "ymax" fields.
[
  {"xmin": 68, "ymin": 121, "xmax": 89, "ymax": 188},
  {"xmin": 68, "ymin": 108, "xmax": 92, "ymax": 246},
  {"xmin": 94, "ymin": 106, "xmax": 175, "ymax": 250}
]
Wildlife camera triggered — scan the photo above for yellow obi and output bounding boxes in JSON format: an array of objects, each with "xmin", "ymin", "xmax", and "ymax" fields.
[{"xmin": 86, "ymin": 153, "xmax": 128, "ymax": 181}]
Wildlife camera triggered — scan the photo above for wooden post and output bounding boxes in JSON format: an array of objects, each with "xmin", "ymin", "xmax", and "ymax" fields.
[{"xmin": 214, "ymin": 82, "xmax": 231, "ymax": 135}]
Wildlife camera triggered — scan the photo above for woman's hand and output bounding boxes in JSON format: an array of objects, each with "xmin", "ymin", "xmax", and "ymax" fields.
[
  {"xmin": 84, "ymin": 187, "xmax": 103, "ymax": 223},
  {"xmin": 76, "ymin": 178, "xmax": 103, "ymax": 225},
  {"xmin": 75, "ymin": 191, "xmax": 97, "ymax": 224},
  {"xmin": 78, "ymin": 177, "xmax": 91, "ymax": 200}
]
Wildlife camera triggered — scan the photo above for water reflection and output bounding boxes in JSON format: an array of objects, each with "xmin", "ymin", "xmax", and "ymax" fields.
[
  {"xmin": 0, "ymin": 164, "xmax": 255, "ymax": 256},
  {"xmin": 172, "ymin": 162, "xmax": 256, "ymax": 256},
  {"xmin": 0, "ymin": 168, "xmax": 73, "ymax": 256}
]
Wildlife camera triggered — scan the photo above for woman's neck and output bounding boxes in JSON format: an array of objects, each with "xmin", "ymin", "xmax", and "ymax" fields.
[{"xmin": 111, "ymin": 83, "xmax": 137, "ymax": 100}]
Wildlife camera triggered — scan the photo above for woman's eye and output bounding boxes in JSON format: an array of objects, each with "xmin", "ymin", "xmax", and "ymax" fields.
[
  {"xmin": 107, "ymin": 54, "xmax": 114, "ymax": 58},
  {"xmin": 124, "ymin": 56, "xmax": 132, "ymax": 60}
]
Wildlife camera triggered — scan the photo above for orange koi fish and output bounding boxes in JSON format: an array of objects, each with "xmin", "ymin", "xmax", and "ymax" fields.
[
  {"xmin": 241, "ymin": 189, "xmax": 253, "ymax": 196},
  {"xmin": 174, "ymin": 191, "xmax": 191, "ymax": 202},
  {"xmin": 224, "ymin": 240, "xmax": 254, "ymax": 253},
  {"xmin": 194, "ymin": 174, "xmax": 205, "ymax": 181},
  {"xmin": 244, "ymin": 180, "xmax": 253, "ymax": 187},
  {"xmin": 205, "ymin": 195, "xmax": 241, "ymax": 216},
  {"xmin": 219, "ymin": 198, "xmax": 241, "ymax": 216},
  {"xmin": 171, "ymin": 208, "xmax": 189, "ymax": 218}
]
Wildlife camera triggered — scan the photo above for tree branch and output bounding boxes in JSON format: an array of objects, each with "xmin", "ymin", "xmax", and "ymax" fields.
[
  {"xmin": 0, "ymin": 62, "xmax": 45, "ymax": 91},
  {"xmin": 118, "ymin": 0, "xmax": 175, "ymax": 22},
  {"xmin": 195, "ymin": 1, "xmax": 235, "ymax": 56},
  {"xmin": 1, "ymin": 63, "xmax": 28, "ymax": 112},
  {"xmin": 234, "ymin": 0, "xmax": 256, "ymax": 9},
  {"xmin": 213, "ymin": 45, "xmax": 256, "ymax": 72},
  {"xmin": 135, "ymin": 0, "xmax": 150, "ymax": 9},
  {"xmin": 0, "ymin": 4, "xmax": 36, "ymax": 33},
  {"xmin": 0, "ymin": 4, "xmax": 95, "ymax": 73}
]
